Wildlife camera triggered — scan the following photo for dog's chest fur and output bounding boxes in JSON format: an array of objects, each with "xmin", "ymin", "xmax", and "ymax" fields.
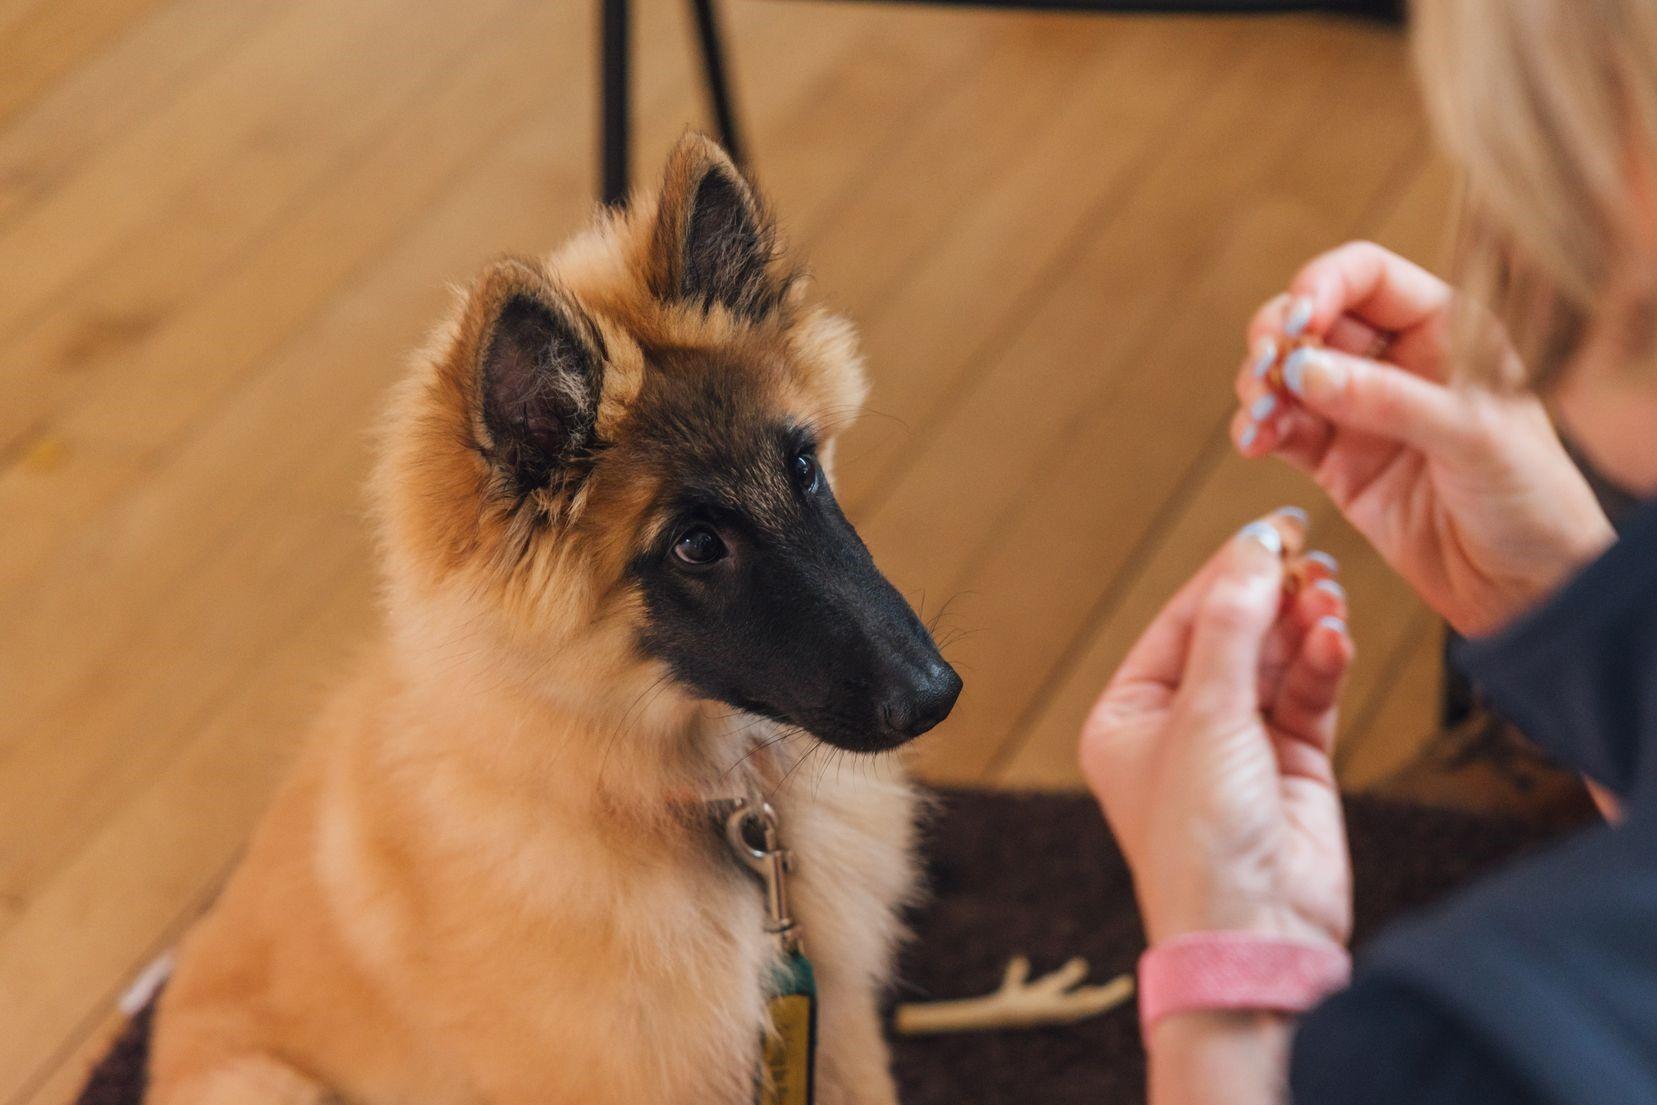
[
  {"xmin": 350, "ymin": 721, "xmax": 919, "ymax": 1105},
  {"xmin": 155, "ymin": 677, "xmax": 918, "ymax": 1105}
]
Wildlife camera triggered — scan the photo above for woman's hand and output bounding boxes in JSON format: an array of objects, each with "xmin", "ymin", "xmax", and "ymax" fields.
[
  {"xmin": 1078, "ymin": 509, "xmax": 1354, "ymax": 950},
  {"xmin": 1232, "ymin": 241, "xmax": 1614, "ymax": 638}
]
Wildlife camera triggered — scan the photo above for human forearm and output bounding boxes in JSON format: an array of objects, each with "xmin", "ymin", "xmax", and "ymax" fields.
[{"xmin": 1148, "ymin": 1012, "xmax": 1295, "ymax": 1105}]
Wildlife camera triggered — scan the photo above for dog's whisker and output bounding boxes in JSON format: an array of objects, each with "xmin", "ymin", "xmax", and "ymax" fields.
[
  {"xmin": 596, "ymin": 672, "xmax": 675, "ymax": 791},
  {"xmin": 723, "ymin": 728, "xmax": 796, "ymax": 777},
  {"xmin": 768, "ymin": 740, "xmax": 821, "ymax": 802}
]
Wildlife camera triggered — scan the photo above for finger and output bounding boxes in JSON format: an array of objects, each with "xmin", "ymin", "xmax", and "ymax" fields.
[
  {"xmin": 1232, "ymin": 389, "xmax": 1332, "ymax": 471},
  {"xmin": 1271, "ymin": 614, "xmax": 1355, "ymax": 754},
  {"xmin": 1233, "ymin": 403, "xmax": 1287, "ymax": 459},
  {"xmin": 1325, "ymin": 313, "xmax": 1390, "ymax": 358},
  {"xmin": 1292, "ymin": 548, "xmax": 1339, "ymax": 588},
  {"xmin": 1271, "ymin": 408, "xmax": 1337, "ymax": 471},
  {"xmin": 1113, "ymin": 508, "xmax": 1306, "ymax": 690},
  {"xmin": 1233, "ymin": 339, "xmax": 1301, "ymax": 457},
  {"xmin": 1245, "ymin": 294, "xmax": 1294, "ymax": 349},
  {"xmin": 1285, "ymin": 240, "xmax": 1453, "ymax": 342},
  {"xmin": 1292, "ymin": 571, "xmax": 1346, "ymax": 628},
  {"xmin": 1236, "ymin": 335, "xmax": 1282, "ymax": 403},
  {"xmin": 1236, "ymin": 319, "xmax": 1389, "ymax": 410},
  {"xmin": 1247, "ymin": 300, "xmax": 1389, "ymax": 362},
  {"xmin": 1280, "ymin": 344, "xmax": 1475, "ymax": 458},
  {"xmin": 1240, "ymin": 384, "xmax": 1284, "ymax": 432},
  {"xmin": 1232, "ymin": 388, "xmax": 1292, "ymax": 457},
  {"xmin": 1233, "ymin": 405, "xmax": 1278, "ymax": 459},
  {"xmin": 1260, "ymin": 553, "xmax": 1345, "ymax": 696},
  {"xmin": 1179, "ymin": 521, "xmax": 1289, "ymax": 722}
]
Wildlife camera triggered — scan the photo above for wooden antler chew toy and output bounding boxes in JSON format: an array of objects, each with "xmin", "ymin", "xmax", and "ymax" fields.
[{"xmin": 893, "ymin": 956, "xmax": 1135, "ymax": 1035}]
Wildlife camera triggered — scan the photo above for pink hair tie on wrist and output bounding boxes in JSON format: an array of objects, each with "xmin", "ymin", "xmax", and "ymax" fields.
[{"xmin": 1137, "ymin": 931, "xmax": 1352, "ymax": 1041}]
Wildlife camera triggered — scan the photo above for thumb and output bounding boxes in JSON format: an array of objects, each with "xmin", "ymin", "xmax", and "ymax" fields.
[
  {"xmin": 1283, "ymin": 345, "xmax": 1473, "ymax": 457},
  {"xmin": 1180, "ymin": 521, "xmax": 1285, "ymax": 723}
]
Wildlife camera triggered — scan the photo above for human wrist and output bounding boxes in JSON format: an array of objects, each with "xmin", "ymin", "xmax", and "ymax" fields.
[
  {"xmin": 1556, "ymin": 510, "xmax": 1617, "ymax": 588},
  {"xmin": 1143, "ymin": 879, "xmax": 1348, "ymax": 949},
  {"xmin": 1148, "ymin": 1010, "xmax": 1293, "ymax": 1105},
  {"xmin": 1516, "ymin": 509, "xmax": 1616, "ymax": 626},
  {"xmin": 1455, "ymin": 511, "xmax": 1616, "ymax": 638}
]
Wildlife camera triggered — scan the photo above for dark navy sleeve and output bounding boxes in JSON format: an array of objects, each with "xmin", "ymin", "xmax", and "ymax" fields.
[
  {"xmin": 1287, "ymin": 500, "xmax": 1657, "ymax": 1104},
  {"xmin": 1454, "ymin": 497, "xmax": 1657, "ymax": 799},
  {"xmin": 1291, "ymin": 979, "xmax": 1543, "ymax": 1105}
]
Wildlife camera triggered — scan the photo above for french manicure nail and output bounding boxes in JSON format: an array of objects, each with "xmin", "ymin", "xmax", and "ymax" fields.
[
  {"xmin": 1305, "ymin": 550, "xmax": 1338, "ymax": 574},
  {"xmin": 1249, "ymin": 393, "xmax": 1277, "ymax": 420},
  {"xmin": 1313, "ymin": 578, "xmax": 1346, "ymax": 601},
  {"xmin": 1276, "ymin": 505, "xmax": 1309, "ymax": 526},
  {"xmin": 1238, "ymin": 423, "xmax": 1258, "ymax": 450},
  {"xmin": 1316, "ymin": 614, "xmax": 1348, "ymax": 635},
  {"xmin": 1283, "ymin": 347, "xmax": 1317, "ymax": 396},
  {"xmin": 1284, "ymin": 296, "xmax": 1314, "ymax": 338},
  {"xmin": 1250, "ymin": 338, "xmax": 1277, "ymax": 379},
  {"xmin": 1238, "ymin": 520, "xmax": 1284, "ymax": 556}
]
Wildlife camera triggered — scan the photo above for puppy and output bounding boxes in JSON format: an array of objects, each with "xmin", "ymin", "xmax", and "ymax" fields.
[{"xmin": 147, "ymin": 134, "xmax": 962, "ymax": 1105}]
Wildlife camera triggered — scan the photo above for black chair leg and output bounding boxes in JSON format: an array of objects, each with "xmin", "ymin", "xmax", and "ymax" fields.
[
  {"xmin": 601, "ymin": 0, "xmax": 630, "ymax": 206},
  {"xmin": 688, "ymin": 0, "xmax": 746, "ymax": 166}
]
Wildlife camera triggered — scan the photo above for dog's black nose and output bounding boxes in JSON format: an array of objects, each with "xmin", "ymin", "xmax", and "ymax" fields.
[{"xmin": 883, "ymin": 661, "xmax": 963, "ymax": 738}]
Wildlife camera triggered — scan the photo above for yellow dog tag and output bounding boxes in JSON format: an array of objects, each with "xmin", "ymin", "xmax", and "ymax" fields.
[{"xmin": 759, "ymin": 951, "xmax": 816, "ymax": 1105}]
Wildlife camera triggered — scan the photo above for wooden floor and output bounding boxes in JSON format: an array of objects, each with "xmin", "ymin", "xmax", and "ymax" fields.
[{"xmin": 0, "ymin": 1, "xmax": 1451, "ymax": 1099}]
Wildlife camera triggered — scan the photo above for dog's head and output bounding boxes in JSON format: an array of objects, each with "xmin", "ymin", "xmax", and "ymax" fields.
[{"xmin": 378, "ymin": 135, "xmax": 959, "ymax": 753}]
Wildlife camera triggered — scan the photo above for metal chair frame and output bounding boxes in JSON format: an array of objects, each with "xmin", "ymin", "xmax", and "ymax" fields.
[{"xmin": 601, "ymin": 0, "xmax": 746, "ymax": 206}]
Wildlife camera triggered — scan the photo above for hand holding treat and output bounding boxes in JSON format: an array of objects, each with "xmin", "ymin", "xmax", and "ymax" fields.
[
  {"xmin": 1228, "ymin": 241, "xmax": 1615, "ymax": 637},
  {"xmin": 1079, "ymin": 507, "xmax": 1354, "ymax": 951}
]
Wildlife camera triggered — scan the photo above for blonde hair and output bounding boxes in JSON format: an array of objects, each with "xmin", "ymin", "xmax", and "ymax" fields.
[{"xmin": 1411, "ymin": 0, "xmax": 1657, "ymax": 387}]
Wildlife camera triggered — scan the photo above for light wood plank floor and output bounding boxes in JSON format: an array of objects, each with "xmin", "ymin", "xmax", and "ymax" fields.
[{"xmin": 0, "ymin": 2, "xmax": 1449, "ymax": 1099}]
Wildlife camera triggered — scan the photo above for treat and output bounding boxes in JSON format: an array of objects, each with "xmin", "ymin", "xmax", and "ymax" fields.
[
  {"xmin": 1262, "ymin": 335, "xmax": 1322, "ymax": 397},
  {"xmin": 1283, "ymin": 550, "xmax": 1337, "ymax": 597}
]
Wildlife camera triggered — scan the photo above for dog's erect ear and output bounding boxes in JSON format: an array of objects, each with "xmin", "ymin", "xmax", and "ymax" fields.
[
  {"xmin": 650, "ymin": 134, "xmax": 783, "ymax": 319},
  {"xmin": 470, "ymin": 258, "xmax": 605, "ymax": 492}
]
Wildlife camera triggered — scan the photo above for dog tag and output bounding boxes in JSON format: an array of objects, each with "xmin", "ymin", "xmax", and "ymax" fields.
[
  {"xmin": 719, "ymin": 798, "xmax": 817, "ymax": 1105},
  {"xmin": 761, "ymin": 950, "xmax": 817, "ymax": 1105}
]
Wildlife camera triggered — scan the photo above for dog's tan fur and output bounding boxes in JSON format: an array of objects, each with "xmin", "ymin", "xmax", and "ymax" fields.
[{"xmin": 148, "ymin": 136, "xmax": 918, "ymax": 1105}]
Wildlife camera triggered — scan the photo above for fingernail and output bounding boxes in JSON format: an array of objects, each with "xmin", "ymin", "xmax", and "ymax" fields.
[
  {"xmin": 1238, "ymin": 520, "xmax": 1284, "ymax": 557},
  {"xmin": 1284, "ymin": 296, "xmax": 1314, "ymax": 338},
  {"xmin": 1275, "ymin": 505, "xmax": 1309, "ymax": 527},
  {"xmin": 1250, "ymin": 338, "xmax": 1278, "ymax": 379},
  {"xmin": 1316, "ymin": 614, "xmax": 1348, "ymax": 635},
  {"xmin": 1313, "ymin": 578, "xmax": 1346, "ymax": 601},
  {"xmin": 1283, "ymin": 347, "xmax": 1318, "ymax": 396},
  {"xmin": 1249, "ymin": 393, "xmax": 1277, "ymax": 420},
  {"xmin": 1238, "ymin": 423, "xmax": 1258, "ymax": 450},
  {"xmin": 1305, "ymin": 550, "xmax": 1338, "ymax": 574}
]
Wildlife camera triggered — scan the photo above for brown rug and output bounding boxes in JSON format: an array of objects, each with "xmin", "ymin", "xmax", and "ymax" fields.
[{"xmin": 76, "ymin": 788, "xmax": 1582, "ymax": 1105}]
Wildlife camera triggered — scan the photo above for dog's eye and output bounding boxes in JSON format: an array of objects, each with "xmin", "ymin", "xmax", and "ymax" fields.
[
  {"xmin": 791, "ymin": 452, "xmax": 820, "ymax": 493},
  {"xmin": 672, "ymin": 525, "xmax": 727, "ymax": 567}
]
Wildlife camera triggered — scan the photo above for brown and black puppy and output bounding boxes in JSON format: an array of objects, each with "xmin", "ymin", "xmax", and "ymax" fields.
[{"xmin": 146, "ymin": 134, "xmax": 960, "ymax": 1105}]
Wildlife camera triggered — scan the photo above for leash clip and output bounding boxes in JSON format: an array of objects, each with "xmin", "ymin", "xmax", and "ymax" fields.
[{"xmin": 720, "ymin": 798, "xmax": 802, "ymax": 955}]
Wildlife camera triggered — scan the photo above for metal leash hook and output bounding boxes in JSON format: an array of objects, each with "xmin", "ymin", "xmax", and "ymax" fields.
[{"xmin": 722, "ymin": 799, "xmax": 802, "ymax": 955}]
